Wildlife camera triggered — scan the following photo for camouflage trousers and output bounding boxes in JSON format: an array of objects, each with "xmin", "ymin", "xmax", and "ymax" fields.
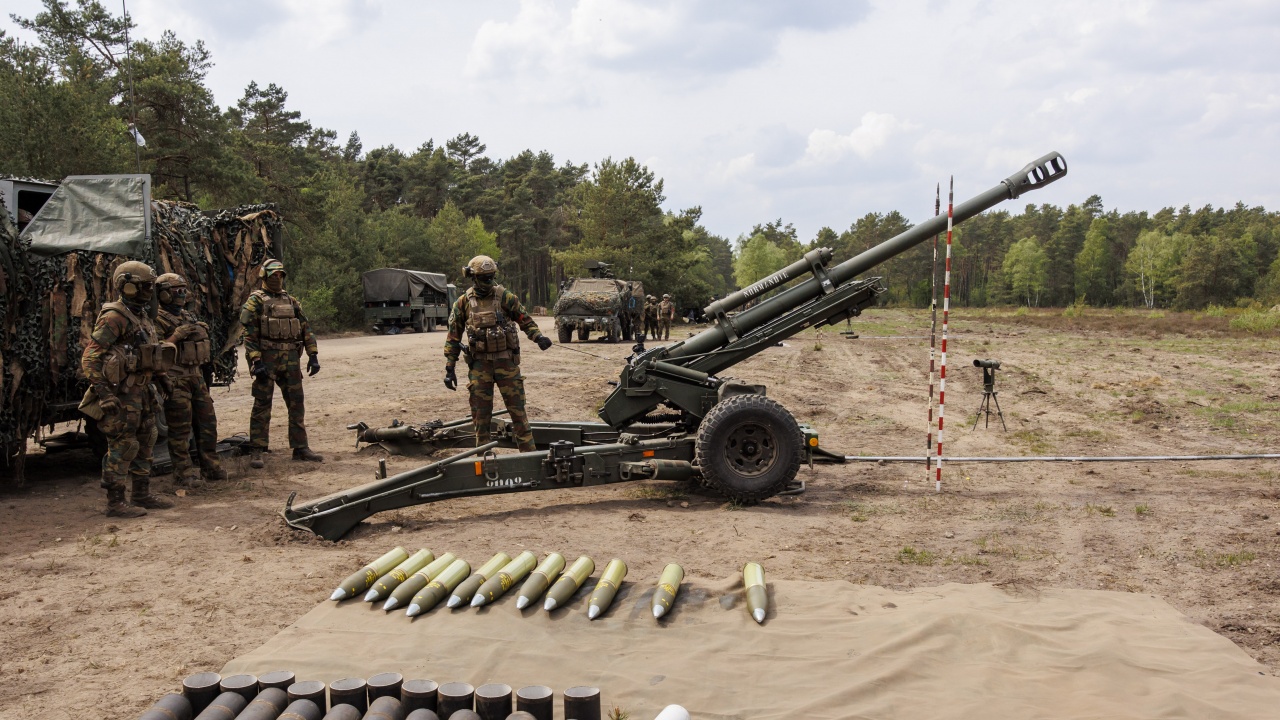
[
  {"xmin": 99, "ymin": 389, "xmax": 158, "ymax": 491},
  {"xmin": 250, "ymin": 350, "xmax": 308, "ymax": 450},
  {"xmin": 164, "ymin": 372, "xmax": 222, "ymax": 476},
  {"xmin": 468, "ymin": 356, "xmax": 534, "ymax": 452},
  {"xmin": 658, "ymin": 319, "xmax": 672, "ymax": 340},
  {"xmin": 644, "ymin": 317, "xmax": 659, "ymax": 339}
]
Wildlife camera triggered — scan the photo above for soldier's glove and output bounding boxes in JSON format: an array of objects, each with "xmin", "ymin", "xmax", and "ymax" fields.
[
  {"xmin": 444, "ymin": 366, "xmax": 457, "ymax": 391},
  {"xmin": 307, "ymin": 354, "xmax": 321, "ymax": 377},
  {"xmin": 98, "ymin": 391, "xmax": 122, "ymax": 416},
  {"xmin": 155, "ymin": 375, "xmax": 173, "ymax": 398},
  {"xmin": 251, "ymin": 359, "xmax": 270, "ymax": 381},
  {"xmin": 536, "ymin": 335, "xmax": 553, "ymax": 351}
]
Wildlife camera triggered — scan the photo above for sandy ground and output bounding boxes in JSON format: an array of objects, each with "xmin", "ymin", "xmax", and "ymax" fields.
[{"xmin": 1, "ymin": 310, "xmax": 1277, "ymax": 719}]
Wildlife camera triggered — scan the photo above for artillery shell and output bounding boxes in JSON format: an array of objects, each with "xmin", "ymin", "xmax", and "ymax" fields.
[
  {"xmin": 514, "ymin": 686, "xmax": 552, "ymax": 720},
  {"xmin": 192, "ymin": 691, "xmax": 246, "ymax": 720},
  {"xmin": 364, "ymin": 695, "xmax": 406, "ymax": 720},
  {"xmin": 387, "ymin": 553, "xmax": 457, "ymax": 611},
  {"xmin": 280, "ymin": 699, "xmax": 323, "ymax": 720},
  {"xmin": 401, "ymin": 679, "xmax": 439, "ymax": 713},
  {"xmin": 447, "ymin": 712, "xmax": 480, "ymax": 720},
  {"xmin": 289, "ymin": 681, "xmax": 328, "ymax": 710},
  {"xmin": 330, "ymin": 678, "xmax": 369, "ymax": 713},
  {"xmin": 437, "ymin": 682, "xmax": 474, "ymax": 718},
  {"xmin": 236, "ymin": 687, "xmax": 288, "ymax": 720},
  {"xmin": 322, "ymin": 705, "xmax": 363, "ymax": 720},
  {"xmin": 368, "ymin": 673, "xmax": 404, "ymax": 701},
  {"xmin": 653, "ymin": 705, "xmax": 690, "ymax": 720},
  {"xmin": 544, "ymin": 555, "xmax": 594, "ymax": 611},
  {"xmin": 744, "ymin": 561, "xmax": 767, "ymax": 624},
  {"xmin": 406, "ymin": 711, "xmax": 440, "ymax": 720},
  {"xmin": 182, "ymin": 671, "xmax": 221, "ymax": 715},
  {"xmin": 652, "ymin": 563, "xmax": 684, "ymax": 619},
  {"xmin": 331, "ymin": 547, "xmax": 409, "ymax": 601},
  {"xmin": 260, "ymin": 670, "xmax": 297, "ymax": 691},
  {"xmin": 562, "ymin": 686, "xmax": 601, "ymax": 720},
  {"xmin": 407, "ymin": 558, "xmax": 471, "ymax": 617},
  {"xmin": 365, "ymin": 549, "xmax": 434, "ymax": 602},
  {"xmin": 219, "ymin": 674, "xmax": 258, "ymax": 703},
  {"xmin": 587, "ymin": 558, "xmax": 627, "ymax": 620},
  {"xmin": 474, "ymin": 683, "xmax": 512, "ymax": 720},
  {"xmin": 471, "ymin": 551, "xmax": 537, "ymax": 607},
  {"xmin": 137, "ymin": 692, "xmax": 192, "ymax": 720},
  {"xmin": 515, "ymin": 553, "xmax": 565, "ymax": 609},
  {"xmin": 448, "ymin": 552, "xmax": 511, "ymax": 608}
]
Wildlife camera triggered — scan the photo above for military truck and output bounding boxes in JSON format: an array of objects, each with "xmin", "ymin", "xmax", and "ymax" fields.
[
  {"xmin": 361, "ymin": 268, "xmax": 457, "ymax": 334},
  {"xmin": 552, "ymin": 261, "xmax": 644, "ymax": 343}
]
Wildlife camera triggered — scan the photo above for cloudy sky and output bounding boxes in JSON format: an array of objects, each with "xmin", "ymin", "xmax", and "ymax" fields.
[{"xmin": 9, "ymin": 0, "xmax": 1280, "ymax": 240}]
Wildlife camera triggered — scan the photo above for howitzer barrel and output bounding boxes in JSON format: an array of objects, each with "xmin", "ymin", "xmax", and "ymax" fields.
[
  {"xmin": 669, "ymin": 152, "xmax": 1066, "ymax": 363},
  {"xmin": 705, "ymin": 247, "xmax": 834, "ymax": 318}
]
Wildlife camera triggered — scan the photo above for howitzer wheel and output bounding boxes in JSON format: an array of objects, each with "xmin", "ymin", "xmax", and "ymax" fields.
[{"xmin": 695, "ymin": 394, "xmax": 803, "ymax": 503}]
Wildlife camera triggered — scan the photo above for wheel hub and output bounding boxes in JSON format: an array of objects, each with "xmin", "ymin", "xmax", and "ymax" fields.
[{"xmin": 725, "ymin": 422, "xmax": 777, "ymax": 476}]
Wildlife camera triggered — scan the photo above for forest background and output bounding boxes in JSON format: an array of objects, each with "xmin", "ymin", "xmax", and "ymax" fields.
[{"xmin": 4, "ymin": 1, "xmax": 1279, "ymax": 330}]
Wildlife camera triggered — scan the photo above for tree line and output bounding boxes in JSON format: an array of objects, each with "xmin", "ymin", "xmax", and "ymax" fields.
[{"xmin": 4, "ymin": 1, "xmax": 1277, "ymax": 332}]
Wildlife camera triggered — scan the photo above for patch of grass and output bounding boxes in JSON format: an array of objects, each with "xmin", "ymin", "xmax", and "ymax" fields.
[
  {"xmin": 1203, "ymin": 304, "xmax": 1228, "ymax": 318},
  {"xmin": 608, "ymin": 707, "xmax": 631, "ymax": 720},
  {"xmin": 898, "ymin": 546, "xmax": 936, "ymax": 565},
  {"xmin": 1229, "ymin": 309, "xmax": 1280, "ymax": 333},
  {"xmin": 1011, "ymin": 430, "xmax": 1053, "ymax": 454},
  {"xmin": 1085, "ymin": 503, "xmax": 1116, "ymax": 517},
  {"xmin": 946, "ymin": 554, "xmax": 989, "ymax": 567},
  {"xmin": 626, "ymin": 484, "xmax": 687, "ymax": 501},
  {"xmin": 1134, "ymin": 504, "xmax": 1151, "ymax": 517},
  {"xmin": 1014, "ymin": 305, "xmax": 1029, "ymax": 316},
  {"xmin": 1216, "ymin": 550, "xmax": 1257, "ymax": 567}
]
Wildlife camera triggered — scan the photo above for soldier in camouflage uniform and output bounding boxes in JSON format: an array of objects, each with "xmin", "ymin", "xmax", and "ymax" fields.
[
  {"xmin": 444, "ymin": 255, "xmax": 552, "ymax": 452},
  {"xmin": 658, "ymin": 293, "xmax": 676, "ymax": 340},
  {"xmin": 155, "ymin": 273, "xmax": 227, "ymax": 487},
  {"xmin": 643, "ymin": 295, "xmax": 659, "ymax": 338},
  {"xmin": 80, "ymin": 261, "xmax": 175, "ymax": 517},
  {"xmin": 240, "ymin": 259, "xmax": 324, "ymax": 468}
]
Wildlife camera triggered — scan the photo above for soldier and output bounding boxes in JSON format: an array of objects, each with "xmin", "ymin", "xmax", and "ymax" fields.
[
  {"xmin": 240, "ymin": 259, "xmax": 324, "ymax": 468},
  {"xmin": 641, "ymin": 295, "xmax": 657, "ymax": 338},
  {"xmin": 658, "ymin": 293, "xmax": 676, "ymax": 340},
  {"xmin": 154, "ymin": 273, "xmax": 227, "ymax": 487},
  {"xmin": 80, "ymin": 261, "xmax": 174, "ymax": 517},
  {"xmin": 443, "ymin": 255, "xmax": 552, "ymax": 452}
]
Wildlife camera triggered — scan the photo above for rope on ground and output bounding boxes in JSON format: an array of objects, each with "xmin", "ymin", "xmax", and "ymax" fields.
[{"xmin": 843, "ymin": 454, "xmax": 1280, "ymax": 463}]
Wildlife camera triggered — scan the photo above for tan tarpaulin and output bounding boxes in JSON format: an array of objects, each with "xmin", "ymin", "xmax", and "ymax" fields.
[{"xmin": 223, "ymin": 580, "xmax": 1279, "ymax": 719}]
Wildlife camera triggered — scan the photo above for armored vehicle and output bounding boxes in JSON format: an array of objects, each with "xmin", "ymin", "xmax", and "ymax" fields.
[
  {"xmin": 361, "ymin": 268, "xmax": 457, "ymax": 334},
  {"xmin": 552, "ymin": 261, "xmax": 644, "ymax": 343}
]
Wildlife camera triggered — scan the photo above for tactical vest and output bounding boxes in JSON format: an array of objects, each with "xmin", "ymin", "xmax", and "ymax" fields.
[
  {"xmin": 159, "ymin": 307, "xmax": 212, "ymax": 375},
  {"xmin": 98, "ymin": 302, "xmax": 174, "ymax": 392},
  {"xmin": 465, "ymin": 285, "xmax": 521, "ymax": 361},
  {"xmin": 256, "ymin": 291, "xmax": 304, "ymax": 350}
]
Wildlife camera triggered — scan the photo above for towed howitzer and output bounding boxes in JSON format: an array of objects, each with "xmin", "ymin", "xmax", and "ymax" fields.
[{"xmin": 283, "ymin": 152, "xmax": 1068, "ymax": 540}]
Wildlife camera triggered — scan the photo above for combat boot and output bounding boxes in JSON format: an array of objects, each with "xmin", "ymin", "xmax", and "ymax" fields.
[
  {"xmin": 202, "ymin": 464, "xmax": 229, "ymax": 482},
  {"xmin": 105, "ymin": 485, "xmax": 146, "ymax": 518},
  {"xmin": 177, "ymin": 467, "xmax": 205, "ymax": 490},
  {"xmin": 249, "ymin": 449, "xmax": 265, "ymax": 469},
  {"xmin": 130, "ymin": 478, "xmax": 174, "ymax": 509},
  {"xmin": 293, "ymin": 447, "xmax": 324, "ymax": 463}
]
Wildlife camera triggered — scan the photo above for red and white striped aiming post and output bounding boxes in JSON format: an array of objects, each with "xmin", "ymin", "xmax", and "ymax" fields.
[
  {"xmin": 922, "ymin": 184, "xmax": 941, "ymax": 488},
  {"xmin": 935, "ymin": 177, "xmax": 955, "ymax": 493}
]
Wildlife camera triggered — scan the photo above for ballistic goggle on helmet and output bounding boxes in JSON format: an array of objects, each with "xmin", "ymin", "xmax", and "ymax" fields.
[
  {"xmin": 156, "ymin": 273, "xmax": 187, "ymax": 302},
  {"xmin": 113, "ymin": 261, "xmax": 156, "ymax": 299}
]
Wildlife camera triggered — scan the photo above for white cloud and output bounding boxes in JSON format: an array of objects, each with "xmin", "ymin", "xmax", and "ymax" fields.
[{"xmin": 802, "ymin": 113, "xmax": 912, "ymax": 165}]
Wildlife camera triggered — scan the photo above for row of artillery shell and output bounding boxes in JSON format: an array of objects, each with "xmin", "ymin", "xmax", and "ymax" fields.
[{"xmin": 330, "ymin": 549, "xmax": 769, "ymax": 623}]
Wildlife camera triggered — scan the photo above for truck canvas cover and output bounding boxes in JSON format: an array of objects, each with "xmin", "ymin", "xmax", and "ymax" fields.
[
  {"xmin": 362, "ymin": 268, "xmax": 449, "ymax": 303},
  {"xmin": 21, "ymin": 175, "xmax": 151, "ymax": 257}
]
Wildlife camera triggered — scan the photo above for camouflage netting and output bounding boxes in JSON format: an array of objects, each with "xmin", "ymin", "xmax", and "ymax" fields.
[
  {"xmin": 552, "ymin": 290, "xmax": 624, "ymax": 316},
  {"xmin": 0, "ymin": 198, "xmax": 281, "ymax": 477}
]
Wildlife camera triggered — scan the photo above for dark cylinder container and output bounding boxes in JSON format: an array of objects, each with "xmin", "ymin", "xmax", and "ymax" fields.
[
  {"xmin": 474, "ymin": 684, "xmax": 512, "ymax": 720},
  {"xmin": 322, "ymin": 705, "xmax": 364, "ymax": 720},
  {"xmin": 362, "ymin": 696, "xmax": 406, "ymax": 720},
  {"xmin": 236, "ymin": 687, "xmax": 289, "ymax": 720},
  {"xmin": 289, "ymin": 681, "xmax": 328, "ymax": 710},
  {"xmin": 368, "ymin": 673, "xmax": 404, "ymax": 701},
  {"xmin": 505, "ymin": 714, "xmax": 537, "ymax": 720},
  {"xmin": 446, "ymin": 712, "xmax": 479, "ymax": 720},
  {"xmin": 183, "ymin": 672, "xmax": 222, "ymax": 715},
  {"xmin": 406, "ymin": 711, "xmax": 440, "ymax": 720},
  {"xmin": 401, "ymin": 680, "xmax": 438, "ymax": 714},
  {"xmin": 193, "ymin": 691, "xmax": 247, "ymax": 720},
  {"xmin": 330, "ymin": 678, "xmax": 369, "ymax": 714},
  {"xmin": 260, "ymin": 671, "xmax": 297, "ymax": 692},
  {"xmin": 514, "ymin": 686, "xmax": 552, "ymax": 720},
  {"xmin": 436, "ymin": 683, "xmax": 474, "ymax": 718},
  {"xmin": 137, "ymin": 692, "xmax": 193, "ymax": 720},
  {"xmin": 280, "ymin": 699, "xmax": 323, "ymax": 720},
  {"xmin": 219, "ymin": 674, "xmax": 259, "ymax": 703},
  {"xmin": 563, "ymin": 686, "xmax": 601, "ymax": 720}
]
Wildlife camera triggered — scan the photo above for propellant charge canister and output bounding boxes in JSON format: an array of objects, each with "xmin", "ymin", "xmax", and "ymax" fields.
[
  {"xmin": 259, "ymin": 670, "xmax": 296, "ymax": 691},
  {"xmin": 289, "ymin": 681, "xmax": 327, "ymax": 710},
  {"xmin": 407, "ymin": 558, "xmax": 471, "ymax": 617},
  {"xmin": 587, "ymin": 559, "xmax": 627, "ymax": 620},
  {"xmin": 137, "ymin": 693, "xmax": 192, "ymax": 720},
  {"xmin": 562, "ymin": 686, "xmax": 601, "ymax": 720},
  {"xmin": 219, "ymin": 674, "xmax": 258, "ymax": 703},
  {"xmin": 278, "ymin": 698, "xmax": 322, "ymax": 720},
  {"xmin": 330, "ymin": 547, "xmax": 409, "ymax": 601},
  {"xmin": 401, "ymin": 679, "xmax": 439, "ymax": 714},
  {"xmin": 514, "ymin": 686, "xmax": 553, "ymax": 720},
  {"xmin": 182, "ymin": 671, "xmax": 221, "ymax": 715},
  {"xmin": 515, "ymin": 553, "xmax": 565, "ymax": 609},
  {"xmin": 329, "ymin": 678, "xmax": 368, "ymax": 713},
  {"xmin": 405, "ymin": 711, "xmax": 440, "ymax": 720},
  {"xmin": 368, "ymin": 672, "xmax": 404, "ymax": 701},
  {"xmin": 437, "ymin": 682, "xmax": 475, "ymax": 718},
  {"xmin": 448, "ymin": 552, "xmax": 511, "ymax": 608},
  {"xmin": 744, "ymin": 561, "xmax": 767, "ymax": 624},
  {"xmin": 236, "ymin": 687, "xmax": 288, "ymax": 720},
  {"xmin": 475, "ymin": 683, "xmax": 513, "ymax": 720},
  {"xmin": 363, "ymin": 695, "xmax": 406, "ymax": 720},
  {"xmin": 652, "ymin": 563, "xmax": 684, "ymax": 619},
  {"xmin": 544, "ymin": 555, "xmax": 594, "ymax": 611},
  {"xmin": 386, "ymin": 553, "xmax": 457, "ymax": 611},
  {"xmin": 321, "ymin": 705, "xmax": 362, "ymax": 720},
  {"xmin": 365, "ymin": 549, "xmax": 434, "ymax": 602},
  {"xmin": 192, "ymin": 691, "xmax": 247, "ymax": 720},
  {"xmin": 471, "ymin": 551, "xmax": 537, "ymax": 607}
]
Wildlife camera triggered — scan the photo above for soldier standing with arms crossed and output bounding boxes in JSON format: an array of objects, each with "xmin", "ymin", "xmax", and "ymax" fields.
[
  {"xmin": 80, "ymin": 261, "xmax": 174, "ymax": 517},
  {"xmin": 658, "ymin": 293, "xmax": 676, "ymax": 341},
  {"xmin": 154, "ymin": 273, "xmax": 227, "ymax": 487},
  {"xmin": 643, "ymin": 295, "xmax": 659, "ymax": 338},
  {"xmin": 240, "ymin": 259, "xmax": 324, "ymax": 468},
  {"xmin": 443, "ymin": 255, "xmax": 552, "ymax": 452}
]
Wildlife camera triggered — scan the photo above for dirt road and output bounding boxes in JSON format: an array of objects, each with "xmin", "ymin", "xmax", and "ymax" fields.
[{"xmin": 1, "ymin": 310, "xmax": 1277, "ymax": 719}]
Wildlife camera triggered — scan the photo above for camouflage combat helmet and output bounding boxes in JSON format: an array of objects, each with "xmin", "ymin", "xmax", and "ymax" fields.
[
  {"xmin": 156, "ymin": 273, "xmax": 187, "ymax": 304},
  {"xmin": 113, "ymin": 261, "xmax": 156, "ymax": 300},
  {"xmin": 259, "ymin": 259, "xmax": 286, "ymax": 278},
  {"xmin": 662, "ymin": 293, "xmax": 671, "ymax": 299},
  {"xmin": 464, "ymin": 255, "xmax": 498, "ymax": 278}
]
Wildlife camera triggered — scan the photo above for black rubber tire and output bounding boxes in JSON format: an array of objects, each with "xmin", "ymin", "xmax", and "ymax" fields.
[
  {"xmin": 695, "ymin": 394, "xmax": 803, "ymax": 503},
  {"xmin": 426, "ymin": 316, "xmax": 436, "ymax": 332},
  {"xmin": 558, "ymin": 325, "xmax": 573, "ymax": 344},
  {"xmin": 607, "ymin": 324, "xmax": 619, "ymax": 343},
  {"xmin": 412, "ymin": 311, "xmax": 425, "ymax": 333},
  {"xmin": 577, "ymin": 326, "xmax": 590, "ymax": 342}
]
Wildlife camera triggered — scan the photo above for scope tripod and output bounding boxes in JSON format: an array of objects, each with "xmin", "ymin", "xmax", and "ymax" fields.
[{"xmin": 972, "ymin": 366, "xmax": 1007, "ymax": 431}]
